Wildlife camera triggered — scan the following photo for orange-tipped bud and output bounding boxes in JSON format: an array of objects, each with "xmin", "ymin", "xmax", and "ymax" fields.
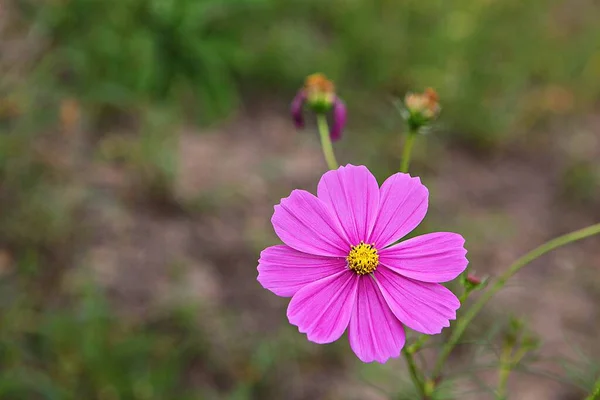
[
  {"xmin": 290, "ymin": 73, "xmax": 347, "ymax": 141},
  {"xmin": 403, "ymin": 87, "xmax": 441, "ymax": 132}
]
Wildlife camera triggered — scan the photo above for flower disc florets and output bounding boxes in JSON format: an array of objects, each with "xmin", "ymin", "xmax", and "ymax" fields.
[{"xmin": 347, "ymin": 241, "xmax": 379, "ymax": 275}]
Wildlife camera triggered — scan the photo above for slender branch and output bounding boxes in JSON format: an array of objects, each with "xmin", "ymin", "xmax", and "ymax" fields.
[
  {"xmin": 496, "ymin": 344, "xmax": 512, "ymax": 399},
  {"xmin": 316, "ymin": 113, "xmax": 338, "ymax": 170},
  {"xmin": 433, "ymin": 223, "xmax": 600, "ymax": 379},
  {"xmin": 403, "ymin": 348, "xmax": 427, "ymax": 399},
  {"xmin": 400, "ymin": 131, "xmax": 417, "ymax": 173},
  {"xmin": 585, "ymin": 377, "xmax": 600, "ymax": 400}
]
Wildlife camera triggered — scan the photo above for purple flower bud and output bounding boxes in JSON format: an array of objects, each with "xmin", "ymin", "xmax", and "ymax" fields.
[
  {"xmin": 466, "ymin": 273, "xmax": 481, "ymax": 285},
  {"xmin": 290, "ymin": 90, "xmax": 307, "ymax": 129},
  {"xmin": 330, "ymin": 97, "xmax": 346, "ymax": 141}
]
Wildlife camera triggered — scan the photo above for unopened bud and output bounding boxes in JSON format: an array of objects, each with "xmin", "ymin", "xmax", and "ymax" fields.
[
  {"xmin": 466, "ymin": 273, "xmax": 481, "ymax": 285},
  {"xmin": 403, "ymin": 87, "xmax": 441, "ymax": 132},
  {"xmin": 461, "ymin": 272, "xmax": 487, "ymax": 291},
  {"xmin": 304, "ymin": 73, "xmax": 336, "ymax": 113},
  {"xmin": 290, "ymin": 73, "xmax": 347, "ymax": 141}
]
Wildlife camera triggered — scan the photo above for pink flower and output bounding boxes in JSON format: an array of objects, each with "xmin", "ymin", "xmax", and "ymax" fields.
[{"xmin": 257, "ymin": 165, "xmax": 468, "ymax": 363}]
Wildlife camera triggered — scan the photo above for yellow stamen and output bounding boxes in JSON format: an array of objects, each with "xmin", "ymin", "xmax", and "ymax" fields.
[{"xmin": 347, "ymin": 241, "xmax": 379, "ymax": 275}]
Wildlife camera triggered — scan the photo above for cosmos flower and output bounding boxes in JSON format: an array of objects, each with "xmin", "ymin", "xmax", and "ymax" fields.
[
  {"xmin": 290, "ymin": 73, "xmax": 347, "ymax": 141},
  {"xmin": 257, "ymin": 164, "xmax": 468, "ymax": 363}
]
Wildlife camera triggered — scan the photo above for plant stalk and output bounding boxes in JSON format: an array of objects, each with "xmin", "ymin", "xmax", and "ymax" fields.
[
  {"xmin": 403, "ymin": 348, "xmax": 428, "ymax": 399},
  {"xmin": 585, "ymin": 377, "xmax": 600, "ymax": 400},
  {"xmin": 400, "ymin": 130, "xmax": 417, "ymax": 173},
  {"xmin": 432, "ymin": 223, "xmax": 600, "ymax": 379},
  {"xmin": 316, "ymin": 113, "xmax": 338, "ymax": 170}
]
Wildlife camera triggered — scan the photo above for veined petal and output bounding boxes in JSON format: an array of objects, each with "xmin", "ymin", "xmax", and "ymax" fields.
[
  {"xmin": 287, "ymin": 270, "xmax": 359, "ymax": 344},
  {"xmin": 368, "ymin": 173, "xmax": 428, "ymax": 248},
  {"xmin": 272, "ymin": 189, "xmax": 350, "ymax": 257},
  {"xmin": 257, "ymin": 245, "xmax": 346, "ymax": 297},
  {"xmin": 375, "ymin": 266, "xmax": 460, "ymax": 335},
  {"xmin": 379, "ymin": 232, "xmax": 468, "ymax": 283},
  {"xmin": 348, "ymin": 275, "xmax": 406, "ymax": 363},
  {"xmin": 317, "ymin": 165, "xmax": 379, "ymax": 246}
]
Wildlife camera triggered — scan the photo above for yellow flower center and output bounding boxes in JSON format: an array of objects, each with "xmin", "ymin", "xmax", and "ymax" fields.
[{"xmin": 346, "ymin": 241, "xmax": 379, "ymax": 275}]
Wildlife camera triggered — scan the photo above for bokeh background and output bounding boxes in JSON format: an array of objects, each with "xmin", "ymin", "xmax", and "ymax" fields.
[{"xmin": 1, "ymin": 0, "xmax": 599, "ymax": 399}]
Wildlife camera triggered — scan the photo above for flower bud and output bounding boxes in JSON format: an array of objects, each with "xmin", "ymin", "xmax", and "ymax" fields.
[
  {"xmin": 304, "ymin": 73, "xmax": 336, "ymax": 113},
  {"xmin": 466, "ymin": 273, "xmax": 481, "ymax": 286},
  {"xmin": 461, "ymin": 272, "xmax": 487, "ymax": 291},
  {"xmin": 289, "ymin": 73, "xmax": 347, "ymax": 141},
  {"xmin": 403, "ymin": 87, "xmax": 441, "ymax": 132}
]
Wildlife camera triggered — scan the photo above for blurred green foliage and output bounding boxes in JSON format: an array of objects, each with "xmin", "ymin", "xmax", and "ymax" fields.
[
  {"xmin": 0, "ymin": 276, "xmax": 340, "ymax": 399},
  {"xmin": 0, "ymin": 84, "xmax": 81, "ymax": 253},
  {"xmin": 17, "ymin": 0, "xmax": 600, "ymax": 140},
  {"xmin": 0, "ymin": 284, "xmax": 206, "ymax": 400},
  {"xmin": 20, "ymin": 0, "xmax": 269, "ymax": 123}
]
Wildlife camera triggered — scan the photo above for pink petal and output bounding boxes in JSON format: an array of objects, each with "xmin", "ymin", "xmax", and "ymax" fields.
[
  {"xmin": 287, "ymin": 271, "xmax": 359, "ymax": 344},
  {"xmin": 317, "ymin": 165, "xmax": 379, "ymax": 245},
  {"xmin": 290, "ymin": 90, "xmax": 306, "ymax": 129},
  {"xmin": 272, "ymin": 189, "xmax": 350, "ymax": 257},
  {"xmin": 375, "ymin": 266, "xmax": 460, "ymax": 335},
  {"xmin": 348, "ymin": 276, "xmax": 406, "ymax": 363},
  {"xmin": 257, "ymin": 245, "xmax": 346, "ymax": 297},
  {"xmin": 379, "ymin": 232, "xmax": 468, "ymax": 283},
  {"xmin": 368, "ymin": 173, "xmax": 428, "ymax": 248},
  {"xmin": 330, "ymin": 97, "xmax": 347, "ymax": 141}
]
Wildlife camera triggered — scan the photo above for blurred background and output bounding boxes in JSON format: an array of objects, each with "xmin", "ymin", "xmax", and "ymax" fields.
[{"xmin": 1, "ymin": 0, "xmax": 599, "ymax": 398}]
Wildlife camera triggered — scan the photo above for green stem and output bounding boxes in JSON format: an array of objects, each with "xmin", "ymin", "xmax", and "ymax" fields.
[
  {"xmin": 496, "ymin": 344, "xmax": 512, "ymax": 399},
  {"xmin": 585, "ymin": 377, "xmax": 600, "ymax": 400},
  {"xmin": 510, "ymin": 347, "xmax": 529, "ymax": 366},
  {"xmin": 433, "ymin": 222, "xmax": 600, "ymax": 379},
  {"xmin": 400, "ymin": 130, "xmax": 417, "ymax": 173},
  {"xmin": 403, "ymin": 348, "xmax": 427, "ymax": 399},
  {"xmin": 316, "ymin": 113, "xmax": 338, "ymax": 170},
  {"xmin": 407, "ymin": 335, "xmax": 430, "ymax": 355}
]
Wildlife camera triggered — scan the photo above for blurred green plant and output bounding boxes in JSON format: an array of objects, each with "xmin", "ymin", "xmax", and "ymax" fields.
[
  {"xmin": 15, "ymin": 0, "xmax": 600, "ymax": 144},
  {"xmin": 98, "ymin": 105, "xmax": 181, "ymax": 204},
  {"xmin": 560, "ymin": 161, "xmax": 600, "ymax": 205},
  {"xmin": 0, "ymin": 84, "xmax": 83, "ymax": 261},
  {"xmin": 0, "ymin": 281, "xmax": 209, "ymax": 400},
  {"xmin": 0, "ymin": 273, "xmax": 351, "ymax": 399},
  {"xmin": 19, "ymin": 0, "xmax": 268, "ymax": 124}
]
